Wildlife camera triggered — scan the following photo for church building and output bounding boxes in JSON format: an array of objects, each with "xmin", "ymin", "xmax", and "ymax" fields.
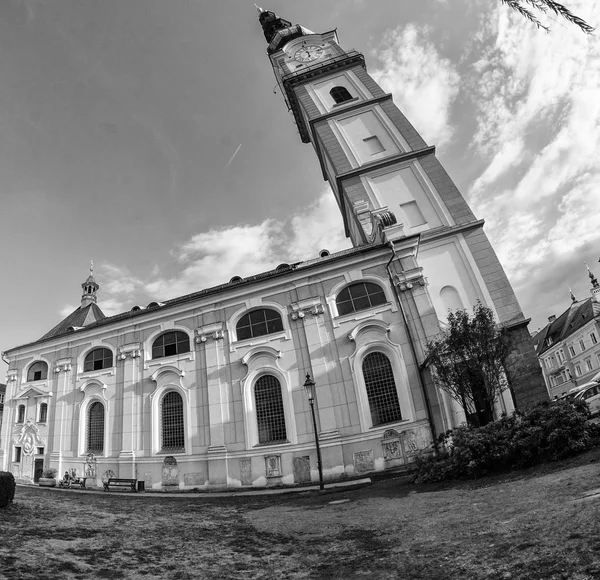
[{"xmin": 0, "ymin": 9, "xmax": 546, "ymax": 489}]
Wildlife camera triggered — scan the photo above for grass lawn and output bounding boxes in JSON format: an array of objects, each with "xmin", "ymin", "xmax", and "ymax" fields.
[{"xmin": 2, "ymin": 449, "xmax": 600, "ymax": 580}]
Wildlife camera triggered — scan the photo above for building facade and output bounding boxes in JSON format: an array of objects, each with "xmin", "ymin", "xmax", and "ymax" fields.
[
  {"xmin": 0, "ymin": 9, "xmax": 546, "ymax": 489},
  {"xmin": 534, "ymin": 269, "xmax": 600, "ymax": 399}
]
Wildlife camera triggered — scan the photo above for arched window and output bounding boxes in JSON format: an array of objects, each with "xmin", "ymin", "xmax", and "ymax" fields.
[
  {"xmin": 330, "ymin": 86, "xmax": 353, "ymax": 104},
  {"xmin": 255, "ymin": 375, "xmax": 287, "ymax": 444},
  {"xmin": 83, "ymin": 348, "xmax": 113, "ymax": 372},
  {"xmin": 161, "ymin": 391, "xmax": 185, "ymax": 452},
  {"xmin": 362, "ymin": 352, "xmax": 402, "ymax": 426},
  {"xmin": 39, "ymin": 403, "xmax": 48, "ymax": 423},
  {"xmin": 27, "ymin": 361, "xmax": 48, "ymax": 382},
  {"xmin": 236, "ymin": 309, "xmax": 283, "ymax": 341},
  {"xmin": 17, "ymin": 404, "xmax": 25, "ymax": 423},
  {"xmin": 152, "ymin": 331, "xmax": 190, "ymax": 359},
  {"xmin": 87, "ymin": 402, "xmax": 105, "ymax": 453},
  {"xmin": 336, "ymin": 282, "xmax": 387, "ymax": 316}
]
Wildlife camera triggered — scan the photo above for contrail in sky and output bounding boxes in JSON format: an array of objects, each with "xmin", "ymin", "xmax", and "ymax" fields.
[{"xmin": 224, "ymin": 143, "xmax": 242, "ymax": 171}]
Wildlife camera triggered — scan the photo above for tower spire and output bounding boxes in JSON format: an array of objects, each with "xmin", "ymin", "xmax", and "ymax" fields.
[
  {"xmin": 586, "ymin": 263, "xmax": 599, "ymax": 289},
  {"xmin": 81, "ymin": 262, "xmax": 99, "ymax": 308},
  {"xmin": 569, "ymin": 285, "xmax": 577, "ymax": 302}
]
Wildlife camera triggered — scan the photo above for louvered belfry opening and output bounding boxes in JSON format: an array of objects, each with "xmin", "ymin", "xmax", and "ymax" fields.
[
  {"xmin": 161, "ymin": 391, "xmax": 185, "ymax": 452},
  {"xmin": 362, "ymin": 352, "xmax": 402, "ymax": 425},
  {"xmin": 87, "ymin": 401, "xmax": 105, "ymax": 453},
  {"xmin": 255, "ymin": 375, "xmax": 287, "ymax": 444}
]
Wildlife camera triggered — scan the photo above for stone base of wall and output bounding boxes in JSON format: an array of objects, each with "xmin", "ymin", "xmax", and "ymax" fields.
[{"xmin": 505, "ymin": 320, "xmax": 548, "ymax": 409}]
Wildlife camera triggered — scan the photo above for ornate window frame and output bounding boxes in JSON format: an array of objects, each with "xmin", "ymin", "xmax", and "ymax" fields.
[
  {"xmin": 22, "ymin": 356, "xmax": 51, "ymax": 385},
  {"xmin": 228, "ymin": 302, "xmax": 291, "ymax": 352},
  {"xmin": 149, "ymin": 366, "xmax": 192, "ymax": 455},
  {"xmin": 240, "ymin": 346, "xmax": 297, "ymax": 450},
  {"xmin": 348, "ymin": 320, "xmax": 414, "ymax": 432},
  {"xmin": 77, "ymin": 344, "xmax": 116, "ymax": 379},
  {"xmin": 326, "ymin": 274, "xmax": 395, "ymax": 326},
  {"xmin": 77, "ymin": 380, "xmax": 109, "ymax": 457},
  {"xmin": 144, "ymin": 327, "xmax": 194, "ymax": 368}
]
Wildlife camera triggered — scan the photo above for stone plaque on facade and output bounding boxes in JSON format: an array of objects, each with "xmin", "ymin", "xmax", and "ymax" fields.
[
  {"xmin": 240, "ymin": 458, "xmax": 252, "ymax": 486},
  {"xmin": 293, "ymin": 456, "xmax": 311, "ymax": 483},
  {"xmin": 162, "ymin": 456, "xmax": 179, "ymax": 486},
  {"xmin": 144, "ymin": 472, "xmax": 153, "ymax": 488},
  {"xmin": 403, "ymin": 426, "xmax": 432, "ymax": 455},
  {"xmin": 381, "ymin": 429, "xmax": 402, "ymax": 461},
  {"xmin": 353, "ymin": 449, "xmax": 374, "ymax": 474},
  {"xmin": 183, "ymin": 472, "xmax": 205, "ymax": 486},
  {"xmin": 264, "ymin": 454, "xmax": 282, "ymax": 478}
]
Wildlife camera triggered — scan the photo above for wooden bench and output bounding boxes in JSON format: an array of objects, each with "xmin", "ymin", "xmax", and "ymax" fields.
[{"xmin": 103, "ymin": 478, "xmax": 137, "ymax": 492}]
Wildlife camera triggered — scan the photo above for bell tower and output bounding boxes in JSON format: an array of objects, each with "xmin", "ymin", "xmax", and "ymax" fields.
[
  {"xmin": 81, "ymin": 261, "xmax": 99, "ymax": 308},
  {"xmin": 256, "ymin": 7, "xmax": 548, "ymax": 409}
]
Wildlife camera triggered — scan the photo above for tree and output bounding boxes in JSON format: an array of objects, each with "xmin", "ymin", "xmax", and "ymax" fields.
[
  {"xmin": 500, "ymin": 0, "xmax": 595, "ymax": 34},
  {"xmin": 424, "ymin": 302, "xmax": 513, "ymax": 427}
]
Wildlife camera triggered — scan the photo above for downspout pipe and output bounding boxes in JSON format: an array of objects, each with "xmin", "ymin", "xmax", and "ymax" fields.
[{"xmin": 385, "ymin": 242, "xmax": 438, "ymax": 446}]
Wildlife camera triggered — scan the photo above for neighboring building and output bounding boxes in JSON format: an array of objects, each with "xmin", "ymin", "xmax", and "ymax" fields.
[
  {"xmin": 0, "ymin": 9, "xmax": 546, "ymax": 488},
  {"xmin": 534, "ymin": 268, "xmax": 600, "ymax": 399}
]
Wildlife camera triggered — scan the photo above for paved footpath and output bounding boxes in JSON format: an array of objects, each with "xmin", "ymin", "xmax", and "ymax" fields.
[{"xmin": 18, "ymin": 477, "xmax": 371, "ymax": 498}]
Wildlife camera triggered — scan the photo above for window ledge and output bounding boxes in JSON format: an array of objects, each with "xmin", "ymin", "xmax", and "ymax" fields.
[
  {"xmin": 78, "ymin": 369, "xmax": 115, "ymax": 381},
  {"xmin": 230, "ymin": 331, "xmax": 290, "ymax": 353},
  {"xmin": 334, "ymin": 303, "xmax": 393, "ymax": 326},
  {"xmin": 146, "ymin": 352, "xmax": 194, "ymax": 369},
  {"xmin": 156, "ymin": 450, "xmax": 186, "ymax": 455},
  {"xmin": 331, "ymin": 96, "xmax": 360, "ymax": 109},
  {"xmin": 253, "ymin": 440, "xmax": 290, "ymax": 449}
]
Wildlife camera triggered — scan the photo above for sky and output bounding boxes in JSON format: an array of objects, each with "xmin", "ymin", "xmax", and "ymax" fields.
[{"xmin": 0, "ymin": 0, "xmax": 599, "ymax": 370}]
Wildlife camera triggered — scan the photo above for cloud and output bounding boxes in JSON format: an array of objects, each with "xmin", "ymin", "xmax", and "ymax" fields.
[
  {"xmin": 371, "ymin": 24, "xmax": 460, "ymax": 148},
  {"xmin": 461, "ymin": 1, "xmax": 600, "ymax": 328},
  {"xmin": 82, "ymin": 192, "xmax": 349, "ymax": 314}
]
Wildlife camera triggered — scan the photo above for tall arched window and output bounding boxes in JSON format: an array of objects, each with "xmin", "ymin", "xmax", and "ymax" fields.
[
  {"xmin": 84, "ymin": 348, "xmax": 113, "ymax": 372},
  {"xmin": 362, "ymin": 352, "xmax": 402, "ymax": 426},
  {"xmin": 152, "ymin": 331, "xmax": 190, "ymax": 359},
  {"xmin": 161, "ymin": 391, "xmax": 185, "ymax": 452},
  {"xmin": 27, "ymin": 361, "xmax": 48, "ymax": 382},
  {"xmin": 330, "ymin": 86, "xmax": 353, "ymax": 104},
  {"xmin": 255, "ymin": 375, "xmax": 287, "ymax": 444},
  {"xmin": 87, "ymin": 402, "xmax": 105, "ymax": 453},
  {"xmin": 336, "ymin": 282, "xmax": 387, "ymax": 316},
  {"xmin": 39, "ymin": 403, "xmax": 48, "ymax": 423},
  {"xmin": 17, "ymin": 404, "xmax": 25, "ymax": 423},
  {"xmin": 236, "ymin": 309, "xmax": 283, "ymax": 341}
]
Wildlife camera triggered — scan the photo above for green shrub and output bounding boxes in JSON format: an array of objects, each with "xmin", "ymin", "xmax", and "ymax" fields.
[
  {"xmin": 41, "ymin": 468, "xmax": 57, "ymax": 479},
  {"xmin": 414, "ymin": 400, "xmax": 593, "ymax": 483},
  {"xmin": 0, "ymin": 471, "xmax": 16, "ymax": 508}
]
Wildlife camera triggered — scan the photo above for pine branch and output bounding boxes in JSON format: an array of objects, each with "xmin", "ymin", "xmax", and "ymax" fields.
[
  {"xmin": 539, "ymin": 0, "xmax": 595, "ymax": 33},
  {"xmin": 502, "ymin": 0, "xmax": 595, "ymax": 34},
  {"xmin": 499, "ymin": 0, "xmax": 550, "ymax": 32}
]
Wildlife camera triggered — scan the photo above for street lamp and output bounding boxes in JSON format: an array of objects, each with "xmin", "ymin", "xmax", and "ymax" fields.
[{"xmin": 303, "ymin": 372, "xmax": 324, "ymax": 491}]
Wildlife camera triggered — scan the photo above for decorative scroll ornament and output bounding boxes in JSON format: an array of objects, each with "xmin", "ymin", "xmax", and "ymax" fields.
[
  {"xmin": 13, "ymin": 420, "xmax": 46, "ymax": 457},
  {"xmin": 54, "ymin": 363, "xmax": 72, "ymax": 374},
  {"xmin": 353, "ymin": 201, "xmax": 403, "ymax": 244},
  {"xmin": 290, "ymin": 303, "xmax": 324, "ymax": 320},
  {"xmin": 396, "ymin": 277, "xmax": 427, "ymax": 292}
]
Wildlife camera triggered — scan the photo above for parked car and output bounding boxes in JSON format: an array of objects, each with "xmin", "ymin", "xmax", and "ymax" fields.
[{"xmin": 573, "ymin": 382, "xmax": 600, "ymax": 417}]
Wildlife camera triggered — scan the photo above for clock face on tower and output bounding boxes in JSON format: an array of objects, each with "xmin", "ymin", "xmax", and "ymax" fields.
[{"xmin": 294, "ymin": 45, "xmax": 323, "ymax": 63}]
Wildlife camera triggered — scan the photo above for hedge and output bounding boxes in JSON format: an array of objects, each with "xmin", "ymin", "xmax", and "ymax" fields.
[
  {"xmin": 0, "ymin": 471, "xmax": 16, "ymax": 508},
  {"xmin": 414, "ymin": 399, "xmax": 596, "ymax": 483}
]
